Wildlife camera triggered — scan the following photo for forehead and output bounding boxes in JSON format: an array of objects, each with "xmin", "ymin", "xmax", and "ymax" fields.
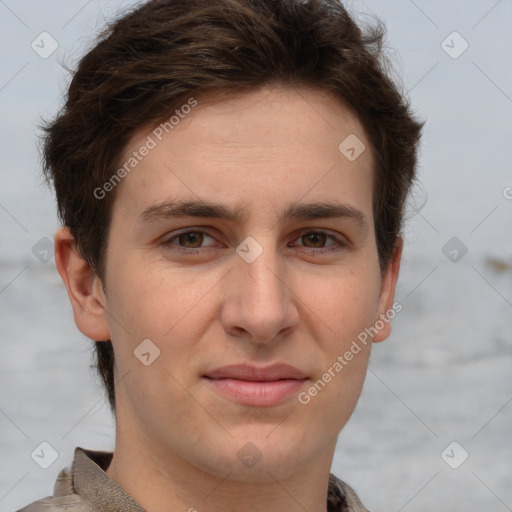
[{"xmin": 112, "ymin": 85, "xmax": 374, "ymax": 223}]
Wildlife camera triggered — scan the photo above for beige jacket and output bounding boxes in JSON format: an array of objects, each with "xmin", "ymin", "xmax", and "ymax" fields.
[{"xmin": 18, "ymin": 447, "xmax": 370, "ymax": 512}]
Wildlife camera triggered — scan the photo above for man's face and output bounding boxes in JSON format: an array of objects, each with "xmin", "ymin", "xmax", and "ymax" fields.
[{"xmin": 97, "ymin": 86, "xmax": 398, "ymax": 480}]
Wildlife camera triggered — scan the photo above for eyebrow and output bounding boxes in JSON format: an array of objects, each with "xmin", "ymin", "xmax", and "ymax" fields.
[{"xmin": 137, "ymin": 198, "xmax": 368, "ymax": 231}]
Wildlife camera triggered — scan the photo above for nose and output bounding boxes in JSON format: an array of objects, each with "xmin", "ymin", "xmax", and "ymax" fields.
[{"xmin": 220, "ymin": 236, "xmax": 300, "ymax": 346}]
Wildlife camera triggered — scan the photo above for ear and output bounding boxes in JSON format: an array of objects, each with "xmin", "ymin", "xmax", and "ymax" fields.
[
  {"xmin": 373, "ymin": 236, "xmax": 403, "ymax": 343},
  {"xmin": 54, "ymin": 226, "xmax": 111, "ymax": 341}
]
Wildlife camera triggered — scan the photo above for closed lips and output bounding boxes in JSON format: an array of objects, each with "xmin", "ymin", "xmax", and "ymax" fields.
[{"xmin": 204, "ymin": 363, "xmax": 308, "ymax": 381}]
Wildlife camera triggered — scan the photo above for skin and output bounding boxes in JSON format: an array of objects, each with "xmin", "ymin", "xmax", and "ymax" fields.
[{"xmin": 55, "ymin": 85, "xmax": 402, "ymax": 512}]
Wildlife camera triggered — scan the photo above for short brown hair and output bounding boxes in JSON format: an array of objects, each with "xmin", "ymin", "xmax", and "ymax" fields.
[{"xmin": 42, "ymin": 0, "xmax": 423, "ymax": 412}]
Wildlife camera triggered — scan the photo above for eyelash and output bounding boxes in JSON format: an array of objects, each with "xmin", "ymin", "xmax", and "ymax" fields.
[{"xmin": 161, "ymin": 229, "xmax": 347, "ymax": 255}]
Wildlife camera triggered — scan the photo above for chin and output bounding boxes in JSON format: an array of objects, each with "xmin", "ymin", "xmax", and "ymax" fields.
[{"xmin": 195, "ymin": 428, "xmax": 315, "ymax": 483}]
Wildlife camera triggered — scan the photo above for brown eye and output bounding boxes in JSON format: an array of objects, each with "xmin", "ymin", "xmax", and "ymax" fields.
[
  {"xmin": 177, "ymin": 231, "xmax": 204, "ymax": 248},
  {"xmin": 292, "ymin": 230, "xmax": 346, "ymax": 255},
  {"xmin": 301, "ymin": 232, "xmax": 328, "ymax": 248},
  {"xmin": 162, "ymin": 229, "xmax": 220, "ymax": 254}
]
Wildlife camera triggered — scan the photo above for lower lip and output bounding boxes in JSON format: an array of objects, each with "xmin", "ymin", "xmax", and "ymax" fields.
[{"xmin": 204, "ymin": 377, "xmax": 307, "ymax": 406}]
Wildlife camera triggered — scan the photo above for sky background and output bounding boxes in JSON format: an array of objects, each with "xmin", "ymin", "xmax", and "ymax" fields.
[{"xmin": 1, "ymin": 1, "xmax": 511, "ymax": 511}]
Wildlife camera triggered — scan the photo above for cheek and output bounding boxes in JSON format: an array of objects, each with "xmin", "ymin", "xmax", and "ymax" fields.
[
  {"xmin": 301, "ymin": 264, "xmax": 382, "ymax": 342},
  {"xmin": 302, "ymin": 270, "xmax": 380, "ymax": 418},
  {"xmin": 103, "ymin": 265, "xmax": 214, "ymax": 405},
  {"xmin": 104, "ymin": 258, "xmax": 222, "ymax": 351}
]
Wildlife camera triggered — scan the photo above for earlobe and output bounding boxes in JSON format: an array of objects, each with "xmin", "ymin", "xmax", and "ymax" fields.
[
  {"xmin": 373, "ymin": 236, "xmax": 403, "ymax": 343},
  {"xmin": 54, "ymin": 227, "xmax": 111, "ymax": 341}
]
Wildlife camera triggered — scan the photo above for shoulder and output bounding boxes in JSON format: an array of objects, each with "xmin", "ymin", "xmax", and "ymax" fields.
[
  {"xmin": 328, "ymin": 473, "xmax": 371, "ymax": 512},
  {"xmin": 15, "ymin": 464, "xmax": 92, "ymax": 512},
  {"xmin": 16, "ymin": 495, "xmax": 91, "ymax": 512}
]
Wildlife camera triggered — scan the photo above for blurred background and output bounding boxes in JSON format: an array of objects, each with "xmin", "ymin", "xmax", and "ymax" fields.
[{"xmin": 1, "ymin": 1, "xmax": 511, "ymax": 510}]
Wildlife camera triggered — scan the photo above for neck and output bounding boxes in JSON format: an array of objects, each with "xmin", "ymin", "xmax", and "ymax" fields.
[{"xmin": 106, "ymin": 419, "xmax": 336, "ymax": 512}]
